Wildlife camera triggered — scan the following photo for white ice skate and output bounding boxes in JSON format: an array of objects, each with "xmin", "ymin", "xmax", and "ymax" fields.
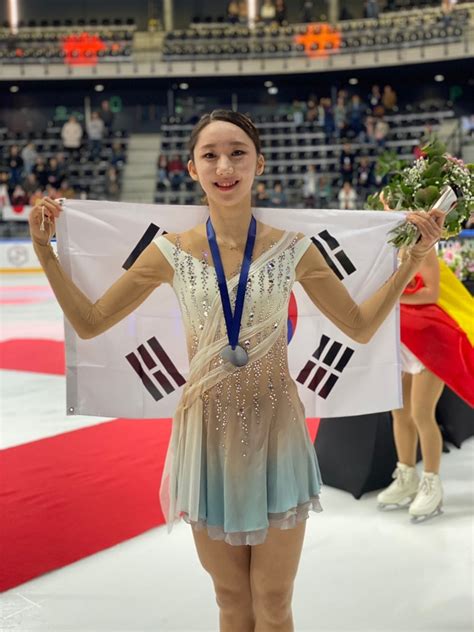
[
  {"xmin": 409, "ymin": 472, "xmax": 443, "ymax": 523},
  {"xmin": 377, "ymin": 462, "xmax": 420, "ymax": 510}
]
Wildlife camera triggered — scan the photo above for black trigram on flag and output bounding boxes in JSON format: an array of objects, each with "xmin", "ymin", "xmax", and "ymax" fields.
[
  {"xmin": 126, "ymin": 336, "xmax": 186, "ymax": 401},
  {"xmin": 311, "ymin": 230, "xmax": 356, "ymax": 280},
  {"xmin": 122, "ymin": 223, "xmax": 168, "ymax": 270},
  {"xmin": 296, "ymin": 334, "xmax": 354, "ymax": 399}
]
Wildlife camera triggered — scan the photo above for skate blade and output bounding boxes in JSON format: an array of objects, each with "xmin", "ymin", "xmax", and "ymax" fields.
[
  {"xmin": 410, "ymin": 505, "xmax": 443, "ymax": 524},
  {"xmin": 377, "ymin": 497, "xmax": 416, "ymax": 511}
]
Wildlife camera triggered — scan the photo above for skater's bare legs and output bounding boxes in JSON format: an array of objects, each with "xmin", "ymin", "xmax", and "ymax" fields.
[
  {"xmin": 192, "ymin": 527, "xmax": 254, "ymax": 632},
  {"xmin": 410, "ymin": 369, "xmax": 444, "ymax": 474},
  {"xmin": 250, "ymin": 521, "xmax": 306, "ymax": 632},
  {"xmin": 392, "ymin": 372, "xmax": 418, "ymax": 467}
]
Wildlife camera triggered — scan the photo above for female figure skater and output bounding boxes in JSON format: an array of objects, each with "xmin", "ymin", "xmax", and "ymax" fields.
[
  {"xmin": 377, "ymin": 197, "xmax": 445, "ymax": 522},
  {"xmin": 29, "ymin": 110, "xmax": 444, "ymax": 632}
]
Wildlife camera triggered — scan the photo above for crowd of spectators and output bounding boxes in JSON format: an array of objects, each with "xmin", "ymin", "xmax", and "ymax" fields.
[{"xmin": 0, "ymin": 101, "xmax": 125, "ymax": 210}]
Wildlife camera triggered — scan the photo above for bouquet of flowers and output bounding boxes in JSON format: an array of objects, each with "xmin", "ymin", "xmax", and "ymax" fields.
[
  {"xmin": 365, "ymin": 138, "xmax": 474, "ymax": 248},
  {"xmin": 439, "ymin": 240, "xmax": 474, "ymax": 281}
]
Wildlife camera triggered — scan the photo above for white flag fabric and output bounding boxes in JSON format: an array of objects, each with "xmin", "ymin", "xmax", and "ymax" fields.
[{"xmin": 56, "ymin": 200, "xmax": 406, "ymax": 419}]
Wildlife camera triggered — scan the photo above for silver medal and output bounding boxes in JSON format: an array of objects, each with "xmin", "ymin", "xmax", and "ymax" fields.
[{"xmin": 220, "ymin": 344, "xmax": 249, "ymax": 367}]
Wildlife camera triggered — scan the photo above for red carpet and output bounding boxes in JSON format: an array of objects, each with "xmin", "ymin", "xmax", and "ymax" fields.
[
  {"xmin": 0, "ymin": 339, "xmax": 65, "ymax": 375},
  {"xmin": 0, "ymin": 376, "xmax": 320, "ymax": 590}
]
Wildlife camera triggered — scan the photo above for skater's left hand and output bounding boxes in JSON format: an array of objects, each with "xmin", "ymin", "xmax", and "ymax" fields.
[{"xmin": 407, "ymin": 208, "xmax": 446, "ymax": 256}]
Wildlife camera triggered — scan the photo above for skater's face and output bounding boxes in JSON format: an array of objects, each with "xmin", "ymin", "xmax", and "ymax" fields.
[{"xmin": 188, "ymin": 121, "xmax": 264, "ymax": 208}]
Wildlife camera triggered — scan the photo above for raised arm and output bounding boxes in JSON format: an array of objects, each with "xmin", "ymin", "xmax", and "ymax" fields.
[
  {"xmin": 295, "ymin": 209, "xmax": 445, "ymax": 344},
  {"xmin": 29, "ymin": 197, "xmax": 173, "ymax": 339}
]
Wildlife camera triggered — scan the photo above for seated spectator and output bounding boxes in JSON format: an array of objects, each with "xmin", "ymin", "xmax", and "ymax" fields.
[
  {"xmin": 167, "ymin": 154, "xmax": 186, "ymax": 190},
  {"xmin": 58, "ymin": 179, "xmax": 76, "ymax": 199},
  {"xmin": 334, "ymin": 96, "xmax": 348, "ymax": 139},
  {"xmin": 338, "ymin": 181, "xmax": 358, "ymax": 210},
  {"xmin": 86, "ymin": 111, "xmax": 105, "ymax": 162},
  {"xmin": 254, "ymin": 181, "xmax": 270, "ymax": 207},
  {"xmin": 363, "ymin": 0, "xmax": 380, "ymax": 19},
  {"xmin": 157, "ymin": 154, "xmax": 170, "ymax": 188},
  {"xmin": 8, "ymin": 145, "xmax": 24, "ymax": 187},
  {"xmin": 339, "ymin": 142, "xmax": 355, "ymax": 182},
  {"xmin": 105, "ymin": 167, "xmax": 120, "ymax": 201},
  {"xmin": 238, "ymin": 0, "xmax": 248, "ymax": 23},
  {"xmin": 365, "ymin": 114, "xmax": 376, "ymax": 143},
  {"xmin": 21, "ymin": 142, "xmax": 38, "ymax": 176},
  {"xmin": 301, "ymin": 0, "xmax": 314, "ymax": 22},
  {"xmin": 270, "ymin": 181, "xmax": 287, "ymax": 207},
  {"xmin": 61, "ymin": 115, "xmax": 83, "ymax": 157},
  {"xmin": 348, "ymin": 94, "xmax": 366, "ymax": 139},
  {"xmin": 260, "ymin": 0, "xmax": 276, "ymax": 24},
  {"xmin": 99, "ymin": 99, "xmax": 114, "ymax": 134},
  {"xmin": 368, "ymin": 84, "xmax": 382, "ymax": 112},
  {"xmin": 11, "ymin": 184, "xmax": 28, "ymax": 207},
  {"xmin": 227, "ymin": 0, "xmax": 240, "ymax": 23},
  {"xmin": 306, "ymin": 99, "xmax": 319, "ymax": 123},
  {"xmin": 374, "ymin": 114, "xmax": 389, "ymax": 148},
  {"xmin": 275, "ymin": 0, "xmax": 287, "ymax": 25},
  {"xmin": 303, "ymin": 164, "xmax": 317, "ymax": 208},
  {"xmin": 33, "ymin": 158, "xmax": 49, "ymax": 188},
  {"xmin": 318, "ymin": 175, "xmax": 333, "ymax": 208},
  {"xmin": 110, "ymin": 142, "xmax": 126, "ymax": 168},
  {"xmin": 22, "ymin": 172, "xmax": 39, "ymax": 197},
  {"xmin": 382, "ymin": 85, "xmax": 397, "ymax": 112},
  {"xmin": 46, "ymin": 157, "xmax": 65, "ymax": 188},
  {"xmin": 291, "ymin": 100, "xmax": 305, "ymax": 126},
  {"xmin": 320, "ymin": 97, "xmax": 335, "ymax": 142},
  {"xmin": 355, "ymin": 157, "xmax": 375, "ymax": 194}
]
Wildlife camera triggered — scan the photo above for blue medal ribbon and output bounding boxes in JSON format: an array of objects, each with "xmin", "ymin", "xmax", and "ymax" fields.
[{"xmin": 206, "ymin": 215, "xmax": 257, "ymax": 352}]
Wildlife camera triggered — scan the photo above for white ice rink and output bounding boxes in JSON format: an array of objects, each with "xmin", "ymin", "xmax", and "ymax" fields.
[{"xmin": 1, "ymin": 272, "xmax": 473, "ymax": 632}]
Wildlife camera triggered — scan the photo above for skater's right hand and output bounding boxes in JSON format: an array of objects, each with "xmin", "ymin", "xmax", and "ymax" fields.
[{"xmin": 28, "ymin": 197, "xmax": 62, "ymax": 246}]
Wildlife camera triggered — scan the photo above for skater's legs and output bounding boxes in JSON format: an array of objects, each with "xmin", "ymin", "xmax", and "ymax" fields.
[
  {"xmin": 250, "ymin": 521, "xmax": 306, "ymax": 632},
  {"xmin": 392, "ymin": 372, "xmax": 418, "ymax": 467},
  {"xmin": 191, "ymin": 527, "xmax": 254, "ymax": 632},
  {"xmin": 410, "ymin": 369, "xmax": 444, "ymax": 474}
]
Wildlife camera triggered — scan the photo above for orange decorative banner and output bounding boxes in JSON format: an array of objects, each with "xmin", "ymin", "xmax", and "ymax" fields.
[
  {"xmin": 294, "ymin": 23, "xmax": 341, "ymax": 58},
  {"xmin": 62, "ymin": 32, "xmax": 106, "ymax": 66}
]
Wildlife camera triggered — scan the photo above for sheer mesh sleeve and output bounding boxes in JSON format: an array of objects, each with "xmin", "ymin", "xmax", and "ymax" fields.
[
  {"xmin": 33, "ymin": 238, "xmax": 173, "ymax": 339},
  {"xmin": 296, "ymin": 241, "xmax": 429, "ymax": 344}
]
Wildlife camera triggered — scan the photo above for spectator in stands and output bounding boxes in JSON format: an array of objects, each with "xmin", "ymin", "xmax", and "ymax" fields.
[
  {"xmin": 305, "ymin": 99, "xmax": 319, "ymax": 123},
  {"xmin": 7, "ymin": 146, "xmax": 24, "ymax": 188},
  {"xmin": 374, "ymin": 113, "xmax": 389, "ymax": 148},
  {"xmin": 105, "ymin": 167, "xmax": 120, "ymax": 201},
  {"xmin": 260, "ymin": 0, "xmax": 277, "ymax": 24},
  {"xmin": 157, "ymin": 155, "xmax": 170, "ymax": 188},
  {"xmin": 46, "ymin": 157, "xmax": 65, "ymax": 189},
  {"xmin": 368, "ymin": 84, "xmax": 382, "ymax": 111},
  {"xmin": 355, "ymin": 157, "xmax": 375, "ymax": 196},
  {"xmin": 303, "ymin": 164, "xmax": 317, "ymax": 208},
  {"xmin": 99, "ymin": 100, "xmax": 114, "ymax": 134},
  {"xmin": 270, "ymin": 181, "xmax": 288, "ymax": 207},
  {"xmin": 111, "ymin": 142, "xmax": 126, "ymax": 168},
  {"xmin": 167, "ymin": 154, "xmax": 186, "ymax": 190},
  {"xmin": 301, "ymin": 0, "xmax": 314, "ymax": 22},
  {"xmin": 238, "ymin": 0, "xmax": 248, "ymax": 23},
  {"xmin": 11, "ymin": 184, "xmax": 28, "ymax": 208},
  {"xmin": 61, "ymin": 115, "xmax": 83, "ymax": 157},
  {"xmin": 334, "ymin": 96, "xmax": 348, "ymax": 140},
  {"xmin": 291, "ymin": 100, "xmax": 305, "ymax": 126},
  {"xmin": 339, "ymin": 142, "xmax": 355, "ymax": 182},
  {"xmin": 320, "ymin": 97, "xmax": 335, "ymax": 143},
  {"xmin": 254, "ymin": 181, "xmax": 270, "ymax": 207},
  {"xmin": 33, "ymin": 158, "xmax": 49, "ymax": 189},
  {"xmin": 275, "ymin": 0, "xmax": 288, "ymax": 25},
  {"xmin": 58, "ymin": 179, "xmax": 76, "ymax": 199},
  {"xmin": 338, "ymin": 180, "xmax": 358, "ymax": 210},
  {"xmin": 86, "ymin": 111, "xmax": 105, "ymax": 162},
  {"xmin": 21, "ymin": 142, "xmax": 38, "ymax": 176},
  {"xmin": 22, "ymin": 173, "xmax": 39, "ymax": 198},
  {"xmin": 363, "ymin": 0, "xmax": 380, "ymax": 19},
  {"xmin": 382, "ymin": 85, "xmax": 397, "ymax": 112},
  {"xmin": 348, "ymin": 94, "xmax": 366, "ymax": 139},
  {"xmin": 227, "ymin": 1, "xmax": 240, "ymax": 23}
]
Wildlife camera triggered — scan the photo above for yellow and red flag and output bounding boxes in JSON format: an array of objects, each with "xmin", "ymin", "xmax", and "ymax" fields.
[{"xmin": 400, "ymin": 259, "xmax": 474, "ymax": 407}]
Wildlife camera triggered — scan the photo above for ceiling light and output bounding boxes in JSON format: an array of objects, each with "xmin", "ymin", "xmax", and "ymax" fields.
[
  {"xmin": 349, "ymin": 77, "xmax": 358, "ymax": 85},
  {"xmin": 434, "ymin": 74, "xmax": 445, "ymax": 82},
  {"xmin": 94, "ymin": 84, "xmax": 105, "ymax": 92},
  {"xmin": 268, "ymin": 86, "xmax": 278, "ymax": 95},
  {"xmin": 10, "ymin": 85, "xmax": 19, "ymax": 93},
  {"xmin": 264, "ymin": 80, "xmax": 273, "ymax": 88},
  {"xmin": 179, "ymin": 82, "xmax": 189, "ymax": 90}
]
